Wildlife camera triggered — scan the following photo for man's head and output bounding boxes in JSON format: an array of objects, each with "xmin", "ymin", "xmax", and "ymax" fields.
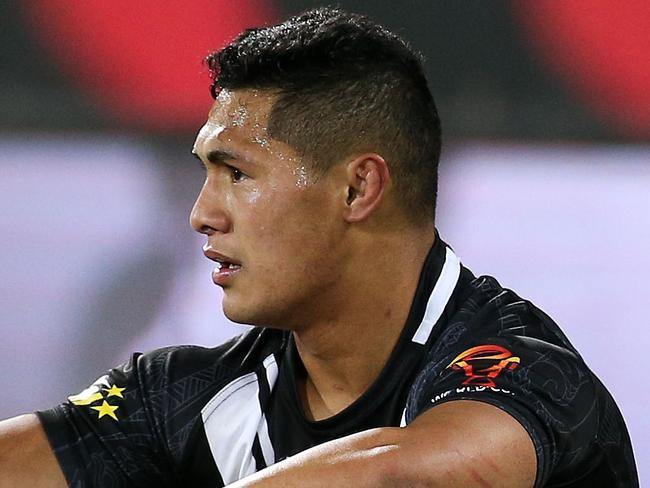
[
  {"xmin": 206, "ymin": 7, "xmax": 441, "ymax": 221},
  {"xmin": 191, "ymin": 8, "xmax": 441, "ymax": 328}
]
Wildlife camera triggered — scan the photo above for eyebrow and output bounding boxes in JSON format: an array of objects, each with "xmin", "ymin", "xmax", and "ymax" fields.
[
  {"xmin": 207, "ymin": 149, "xmax": 239, "ymax": 163},
  {"xmin": 191, "ymin": 149, "xmax": 239, "ymax": 164}
]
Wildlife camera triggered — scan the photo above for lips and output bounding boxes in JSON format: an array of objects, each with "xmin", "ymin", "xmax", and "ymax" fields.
[
  {"xmin": 211, "ymin": 264, "xmax": 241, "ymax": 286},
  {"xmin": 203, "ymin": 245, "xmax": 242, "ymax": 286}
]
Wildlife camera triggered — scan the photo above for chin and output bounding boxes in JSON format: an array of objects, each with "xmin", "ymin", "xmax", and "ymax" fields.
[
  {"xmin": 222, "ymin": 296, "xmax": 294, "ymax": 331},
  {"xmin": 221, "ymin": 300, "xmax": 254, "ymax": 325},
  {"xmin": 222, "ymin": 296, "xmax": 263, "ymax": 326}
]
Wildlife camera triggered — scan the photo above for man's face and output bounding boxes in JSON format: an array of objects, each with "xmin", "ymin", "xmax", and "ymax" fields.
[{"xmin": 191, "ymin": 89, "xmax": 347, "ymax": 328}]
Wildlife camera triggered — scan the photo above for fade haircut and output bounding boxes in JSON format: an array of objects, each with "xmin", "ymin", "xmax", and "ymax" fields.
[{"xmin": 206, "ymin": 7, "xmax": 441, "ymax": 221}]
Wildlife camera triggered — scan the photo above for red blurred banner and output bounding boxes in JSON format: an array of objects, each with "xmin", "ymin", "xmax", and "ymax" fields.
[
  {"xmin": 21, "ymin": 1, "xmax": 279, "ymax": 131},
  {"xmin": 513, "ymin": 0, "xmax": 650, "ymax": 138}
]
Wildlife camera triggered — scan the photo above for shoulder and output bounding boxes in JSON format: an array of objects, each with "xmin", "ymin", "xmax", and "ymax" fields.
[
  {"xmin": 431, "ymin": 272, "xmax": 580, "ymax": 359},
  {"xmin": 412, "ymin": 273, "xmax": 593, "ymax": 414},
  {"xmin": 36, "ymin": 327, "xmax": 288, "ymax": 485},
  {"xmin": 132, "ymin": 327, "xmax": 287, "ymax": 402},
  {"xmin": 405, "ymin": 273, "xmax": 637, "ymax": 486}
]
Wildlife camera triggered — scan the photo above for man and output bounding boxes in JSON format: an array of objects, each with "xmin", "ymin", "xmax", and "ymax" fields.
[{"xmin": 0, "ymin": 7, "xmax": 638, "ymax": 487}]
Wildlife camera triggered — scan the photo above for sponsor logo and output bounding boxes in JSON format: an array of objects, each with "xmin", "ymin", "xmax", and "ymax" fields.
[
  {"xmin": 68, "ymin": 375, "xmax": 125, "ymax": 421},
  {"xmin": 446, "ymin": 344, "xmax": 520, "ymax": 388},
  {"xmin": 430, "ymin": 386, "xmax": 515, "ymax": 404}
]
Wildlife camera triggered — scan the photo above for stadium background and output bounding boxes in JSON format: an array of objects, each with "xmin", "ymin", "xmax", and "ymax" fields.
[{"xmin": 1, "ymin": 0, "xmax": 648, "ymax": 482}]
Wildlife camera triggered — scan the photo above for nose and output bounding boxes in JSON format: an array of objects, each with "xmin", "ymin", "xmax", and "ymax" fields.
[{"xmin": 190, "ymin": 180, "xmax": 231, "ymax": 235}]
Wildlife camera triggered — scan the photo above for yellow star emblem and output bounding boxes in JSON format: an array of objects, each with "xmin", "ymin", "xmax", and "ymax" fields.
[
  {"xmin": 91, "ymin": 400, "xmax": 119, "ymax": 421},
  {"xmin": 105, "ymin": 385, "xmax": 125, "ymax": 399}
]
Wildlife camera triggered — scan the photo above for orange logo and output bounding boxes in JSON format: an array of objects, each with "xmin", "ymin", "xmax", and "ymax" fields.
[{"xmin": 446, "ymin": 345, "xmax": 520, "ymax": 388}]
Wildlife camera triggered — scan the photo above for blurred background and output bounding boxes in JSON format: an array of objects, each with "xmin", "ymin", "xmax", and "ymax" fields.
[{"xmin": 1, "ymin": 0, "xmax": 648, "ymax": 482}]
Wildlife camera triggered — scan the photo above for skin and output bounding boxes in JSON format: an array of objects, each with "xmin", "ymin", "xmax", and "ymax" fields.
[
  {"xmin": 0, "ymin": 88, "xmax": 537, "ymax": 486},
  {"xmin": 0, "ymin": 414, "xmax": 66, "ymax": 487}
]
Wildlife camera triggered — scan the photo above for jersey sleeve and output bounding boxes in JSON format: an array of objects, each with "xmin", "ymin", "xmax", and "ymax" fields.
[
  {"xmin": 36, "ymin": 350, "xmax": 176, "ymax": 488},
  {"xmin": 404, "ymin": 332, "xmax": 599, "ymax": 487}
]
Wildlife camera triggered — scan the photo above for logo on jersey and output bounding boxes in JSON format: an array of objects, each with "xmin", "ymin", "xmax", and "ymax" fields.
[
  {"xmin": 68, "ymin": 375, "xmax": 125, "ymax": 421},
  {"xmin": 446, "ymin": 345, "xmax": 520, "ymax": 388}
]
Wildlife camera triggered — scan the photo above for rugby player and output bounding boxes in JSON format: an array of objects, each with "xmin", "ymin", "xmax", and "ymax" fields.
[{"xmin": 0, "ymin": 7, "xmax": 638, "ymax": 487}]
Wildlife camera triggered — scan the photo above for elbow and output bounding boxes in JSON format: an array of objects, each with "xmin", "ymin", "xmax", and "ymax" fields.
[
  {"xmin": 362, "ymin": 440, "xmax": 431, "ymax": 488},
  {"xmin": 357, "ymin": 444, "xmax": 406, "ymax": 488},
  {"xmin": 378, "ymin": 447, "xmax": 432, "ymax": 488}
]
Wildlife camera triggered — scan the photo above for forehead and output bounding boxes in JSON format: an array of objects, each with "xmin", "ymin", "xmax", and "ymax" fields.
[
  {"xmin": 193, "ymin": 89, "xmax": 273, "ymax": 155},
  {"xmin": 207, "ymin": 88, "xmax": 275, "ymax": 128},
  {"xmin": 193, "ymin": 88, "xmax": 277, "ymax": 156},
  {"xmin": 193, "ymin": 89, "xmax": 308, "ymax": 176}
]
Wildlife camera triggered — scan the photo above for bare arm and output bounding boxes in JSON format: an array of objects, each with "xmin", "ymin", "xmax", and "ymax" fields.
[
  {"xmin": 228, "ymin": 400, "xmax": 537, "ymax": 488},
  {"xmin": 0, "ymin": 414, "xmax": 67, "ymax": 488}
]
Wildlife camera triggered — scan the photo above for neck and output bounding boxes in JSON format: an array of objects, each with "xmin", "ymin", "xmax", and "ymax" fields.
[{"xmin": 293, "ymin": 226, "xmax": 435, "ymax": 421}]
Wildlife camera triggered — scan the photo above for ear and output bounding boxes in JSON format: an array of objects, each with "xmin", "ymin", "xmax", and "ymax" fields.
[{"xmin": 343, "ymin": 153, "xmax": 391, "ymax": 223}]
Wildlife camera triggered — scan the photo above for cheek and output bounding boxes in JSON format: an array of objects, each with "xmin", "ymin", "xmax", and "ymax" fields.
[{"xmin": 244, "ymin": 189, "xmax": 333, "ymax": 266}]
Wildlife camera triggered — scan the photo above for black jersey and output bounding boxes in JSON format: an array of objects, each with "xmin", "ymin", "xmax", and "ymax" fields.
[{"xmin": 38, "ymin": 235, "xmax": 638, "ymax": 487}]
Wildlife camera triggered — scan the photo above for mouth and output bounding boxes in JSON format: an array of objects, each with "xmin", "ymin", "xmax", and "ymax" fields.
[
  {"xmin": 203, "ymin": 245, "xmax": 242, "ymax": 286},
  {"xmin": 213, "ymin": 260, "xmax": 242, "ymax": 271}
]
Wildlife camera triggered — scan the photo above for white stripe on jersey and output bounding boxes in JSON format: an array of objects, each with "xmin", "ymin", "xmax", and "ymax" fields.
[
  {"xmin": 258, "ymin": 354, "xmax": 279, "ymax": 467},
  {"xmin": 201, "ymin": 354, "xmax": 278, "ymax": 484},
  {"xmin": 411, "ymin": 247, "xmax": 461, "ymax": 345}
]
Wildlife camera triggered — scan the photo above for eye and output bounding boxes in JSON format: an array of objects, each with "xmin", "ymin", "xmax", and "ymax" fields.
[{"xmin": 230, "ymin": 166, "xmax": 246, "ymax": 183}]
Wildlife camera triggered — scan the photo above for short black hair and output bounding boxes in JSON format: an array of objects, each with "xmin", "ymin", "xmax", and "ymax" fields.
[{"xmin": 206, "ymin": 7, "xmax": 441, "ymax": 222}]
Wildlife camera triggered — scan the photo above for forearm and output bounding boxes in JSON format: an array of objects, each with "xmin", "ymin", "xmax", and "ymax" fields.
[
  {"xmin": 227, "ymin": 401, "xmax": 536, "ymax": 488},
  {"xmin": 228, "ymin": 427, "xmax": 405, "ymax": 488},
  {"xmin": 0, "ymin": 414, "xmax": 67, "ymax": 488}
]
